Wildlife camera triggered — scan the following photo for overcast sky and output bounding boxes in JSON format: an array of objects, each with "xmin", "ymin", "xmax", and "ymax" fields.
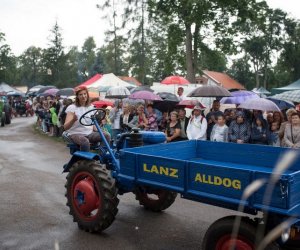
[{"xmin": 0, "ymin": 0, "xmax": 300, "ymax": 56}]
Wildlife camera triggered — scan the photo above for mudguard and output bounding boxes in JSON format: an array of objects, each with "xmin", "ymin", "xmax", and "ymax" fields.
[{"xmin": 63, "ymin": 151, "xmax": 100, "ymax": 173}]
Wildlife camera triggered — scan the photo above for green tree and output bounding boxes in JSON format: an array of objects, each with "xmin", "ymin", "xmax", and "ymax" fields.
[
  {"xmin": 78, "ymin": 37, "xmax": 97, "ymax": 80},
  {"xmin": 97, "ymin": 0, "xmax": 124, "ymax": 75},
  {"xmin": 42, "ymin": 22, "xmax": 66, "ymax": 87},
  {"xmin": 99, "ymin": 35, "xmax": 128, "ymax": 76},
  {"xmin": 279, "ymin": 18, "xmax": 300, "ymax": 82},
  {"xmin": 62, "ymin": 46, "xmax": 80, "ymax": 87},
  {"xmin": 228, "ymin": 56, "xmax": 255, "ymax": 90},
  {"xmin": 232, "ymin": 4, "xmax": 287, "ymax": 89},
  {"xmin": 18, "ymin": 46, "xmax": 43, "ymax": 87},
  {"xmin": 148, "ymin": 0, "xmax": 260, "ymax": 83},
  {"xmin": 0, "ymin": 32, "xmax": 16, "ymax": 84}
]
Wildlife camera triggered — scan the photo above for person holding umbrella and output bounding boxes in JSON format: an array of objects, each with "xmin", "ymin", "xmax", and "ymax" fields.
[{"xmin": 186, "ymin": 105, "xmax": 207, "ymax": 140}]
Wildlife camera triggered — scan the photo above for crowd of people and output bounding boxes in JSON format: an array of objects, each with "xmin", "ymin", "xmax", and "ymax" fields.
[{"xmin": 28, "ymin": 86, "xmax": 300, "ymax": 150}]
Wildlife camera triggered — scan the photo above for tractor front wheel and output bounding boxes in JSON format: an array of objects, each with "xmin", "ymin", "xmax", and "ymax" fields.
[
  {"xmin": 135, "ymin": 187, "xmax": 177, "ymax": 212},
  {"xmin": 65, "ymin": 160, "xmax": 119, "ymax": 232}
]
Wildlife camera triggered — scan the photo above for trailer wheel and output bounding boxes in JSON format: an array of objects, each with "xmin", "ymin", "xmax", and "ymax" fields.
[
  {"xmin": 65, "ymin": 160, "xmax": 119, "ymax": 232},
  {"xmin": 135, "ymin": 188, "xmax": 177, "ymax": 212},
  {"xmin": 202, "ymin": 216, "xmax": 280, "ymax": 250}
]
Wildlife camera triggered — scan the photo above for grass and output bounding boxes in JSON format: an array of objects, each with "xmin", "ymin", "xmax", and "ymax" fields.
[{"xmin": 32, "ymin": 123, "xmax": 64, "ymax": 144}]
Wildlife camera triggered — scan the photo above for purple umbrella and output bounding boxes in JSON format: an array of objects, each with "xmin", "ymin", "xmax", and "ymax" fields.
[
  {"xmin": 44, "ymin": 88, "xmax": 59, "ymax": 96},
  {"xmin": 129, "ymin": 91, "xmax": 162, "ymax": 101},
  {"xmin": 220, "ymin": 90, "xmax": 259, "ymax": 104},
  {"xmin": 239, "ymin": 98, "xmax": 281, "ymax": 112}
]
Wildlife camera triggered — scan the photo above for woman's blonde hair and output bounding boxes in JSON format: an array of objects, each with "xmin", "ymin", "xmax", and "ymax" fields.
[
  {"xmin": 286, "ymin": 108, "xmax": 297, "ymax": 117},
  {"xmin": 170, "ymin": 111, "xmax": 178, "ymax": 118}
]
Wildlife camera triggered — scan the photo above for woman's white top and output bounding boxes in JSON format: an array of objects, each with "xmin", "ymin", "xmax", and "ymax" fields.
[{"xmin": 65, "ymin": 104, "xmax": 94, "ymax": 135}]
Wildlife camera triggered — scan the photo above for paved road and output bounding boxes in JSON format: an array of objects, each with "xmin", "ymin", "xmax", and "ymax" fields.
[{"xmin": 0, "ymin": 117, "xmax": 239, "ymax": 250}]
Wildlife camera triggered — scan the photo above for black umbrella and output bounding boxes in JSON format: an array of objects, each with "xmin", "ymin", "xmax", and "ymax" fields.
[
  {"xmin": 187, "ymin": 85, "xmax": 231, "ymax": 97},
  {"xmin": 157, "ymin": 92, "xmax": 180, "ymax": 102},
  {"xmin": 130, "ymin": 86, "xmax": 154, "ymax": 93},
  {"xmin": 7, "ymin": 91, "xmax": 25, "ymax": 97},
  {"xmin": 153, "ymin": 92, "xmax": 180, "ymax": 112},
  {"xmin": 56, "ymin": 88, "xmax": 75, "ymax": 97},
  {"xmin": 36, "ymin": 86, "xmax": 56, "ymax": 95}
]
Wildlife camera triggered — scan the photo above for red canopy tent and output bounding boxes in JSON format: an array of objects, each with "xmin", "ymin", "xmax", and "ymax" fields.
[{"xmin": 77, "ymin": 74, "xmax": 102, "ymax": 87}]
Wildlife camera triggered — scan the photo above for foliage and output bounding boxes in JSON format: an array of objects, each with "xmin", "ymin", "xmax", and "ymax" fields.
[
  {"xmin": 0, "ymin": 32, "xmax": 16, "ymax": 84},
  {"xmin": 18, "ymin": 46, "xmax": 43, "ymax": 87},
  {"xmin": 1, "ymin": 1, "xmax": 300, "ymax": 91}
]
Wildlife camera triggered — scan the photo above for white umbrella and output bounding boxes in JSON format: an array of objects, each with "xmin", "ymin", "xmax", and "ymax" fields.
[
  {"xmin": 239, "ymin": 98, "xmax": 281, "ymax": 112},
  {"xmin": 105, "ymin": 86, "xmax": 130, "ymax": 99}
]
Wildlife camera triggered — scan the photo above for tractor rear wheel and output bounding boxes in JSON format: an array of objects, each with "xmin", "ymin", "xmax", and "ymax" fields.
[
  {"xmin": 135, "ymin": 187, "xmax": 177, "ymax": 212},
  {"xmin": 65, "ymin": 160, "xmax": 119, "ymax": 232},
  {"xmin": 202, "ymin": 216, "xmax": 280, "ymax": 250}
]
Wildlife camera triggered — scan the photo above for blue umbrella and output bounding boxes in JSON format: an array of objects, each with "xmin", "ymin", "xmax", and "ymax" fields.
[{"xmin": 266, "ymin": 97, "xmax": 295, "ymax": 110}]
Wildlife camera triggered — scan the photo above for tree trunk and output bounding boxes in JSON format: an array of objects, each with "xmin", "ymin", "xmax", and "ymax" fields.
[
  {"xmin": 113, "ymin": 0, "xmax": 118, "ymax": 75},
  {"xmin": 255, "ymin": 71, "xmax": 260, "ymax": 88},
  {"xmin": 185, "ymin": 24, "xmax": 195, "ymax": 83},
  {"xmin": 193, "ymin": 24, "xmax": 200, "ymax": 77},
  {"xmin": 141, "ymin": 0, "xmax": 145, "ymax": 84}
]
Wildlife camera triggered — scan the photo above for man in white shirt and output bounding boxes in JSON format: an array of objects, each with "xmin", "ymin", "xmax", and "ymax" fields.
[
  {"xmin": 187, "ymin": 105, "xmax": 207, "ymax": 140},
  {"xmin": 177, "ymin": 87, "xmax": 186, "ymax": 101}
]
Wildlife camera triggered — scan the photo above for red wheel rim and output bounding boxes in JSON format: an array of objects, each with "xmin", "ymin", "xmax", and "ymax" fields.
[
  {"xmin": 71, "ymin": 171, "xmax": 101, "ymax": 221},
  {"xmin": 216, "ymin": 235, "xmax": 254, "ymax": 250}
]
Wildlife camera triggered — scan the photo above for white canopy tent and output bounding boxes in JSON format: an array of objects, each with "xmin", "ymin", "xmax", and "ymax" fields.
[
  {"xmin": 88, "ymin": 73, "xmax": 133, "ymax": 89},
  {"xmin": 0, "ymin": 82, "xmax": 20, "ymax": 93}
]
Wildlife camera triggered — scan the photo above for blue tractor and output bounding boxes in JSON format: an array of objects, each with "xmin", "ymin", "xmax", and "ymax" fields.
[{"xmin": 63, "ymin": 108, "xmax": 300, "ymax": 249}]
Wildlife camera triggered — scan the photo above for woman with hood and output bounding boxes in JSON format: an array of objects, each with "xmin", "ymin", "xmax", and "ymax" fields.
[
  {"xmin": 228, "ymin": 111, "xmax": 251, "ymax": 144},
  {"xmin": 250, "ymin": 115, "xmax": 269, "ymax": 145}
]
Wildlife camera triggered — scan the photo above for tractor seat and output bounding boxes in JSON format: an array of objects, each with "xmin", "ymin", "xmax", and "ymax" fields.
[{"xmin": 62, "ymin": 131, "xmax": 100, "ymax": 154}]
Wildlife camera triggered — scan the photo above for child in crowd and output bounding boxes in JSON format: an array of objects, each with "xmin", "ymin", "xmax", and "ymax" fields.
[
  {"xmin": 269, "ymin": 121, "xmax": 280, "ymax": 146},
  {"xmin": 210, "ymin": 115, "xmax": 229, "ymax": 142},
  {"xmin": 49, "ymin": 102, "xmax": 58, "ymax": 136}
]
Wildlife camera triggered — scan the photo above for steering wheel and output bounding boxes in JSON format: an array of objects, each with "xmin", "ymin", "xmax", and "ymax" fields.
[{"xmin": 79, "ymin": 108, "xmax": 106, "ymax": 126}]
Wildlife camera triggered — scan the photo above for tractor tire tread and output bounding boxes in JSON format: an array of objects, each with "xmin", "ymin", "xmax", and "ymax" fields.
[{"xmin": 65, "ymin": 160, "xmax": 119, "ymax": 233}]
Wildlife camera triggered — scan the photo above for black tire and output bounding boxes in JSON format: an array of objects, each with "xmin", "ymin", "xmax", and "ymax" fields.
[
  {"xmin": 202, "ymin": 216, "xmax": 280, "ymax": 250},
  {"xmin": 65, "ymin": 160, "xmax": 119, "ymax": 232},
  {"xmin": 4, "ymin": 106, "xmax": 11, "ymax": 124},
  {"xmin": 283, "ymin": 239, "xmax": 300, "ymax": 250},
  {"xmin": 1, "ymin": 113, "xmax": 5, "ymax": 127},
  {"xmin": 135, "ymin": 187, "xmax": 177, "ymax": 212},
  {"xmin": 5, "ymin": 113, "xmax": 11, "ymax": 124}
]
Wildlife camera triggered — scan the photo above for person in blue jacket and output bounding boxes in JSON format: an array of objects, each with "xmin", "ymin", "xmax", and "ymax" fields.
[{"xmin": 250, "ymin": 115, "xmax": 269, "ymax": 145}]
